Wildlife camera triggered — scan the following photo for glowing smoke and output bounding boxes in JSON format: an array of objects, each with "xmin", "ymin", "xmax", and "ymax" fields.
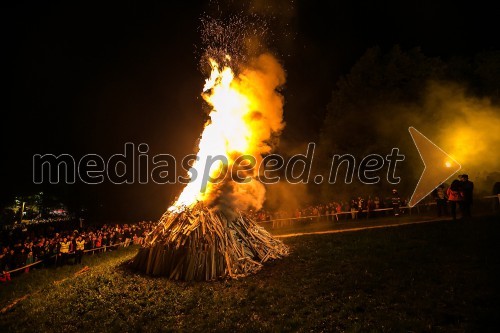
[
  {"xmin": 210, "ymin": 53, "xmax": 286, "ymax": 213},
  {"xmin": 171, "ymin": 13, "xmax": 286, "ymax": 215},
  {"xmin": 428, "ymin": 82, "xmax": 500, "ymax": 188}
]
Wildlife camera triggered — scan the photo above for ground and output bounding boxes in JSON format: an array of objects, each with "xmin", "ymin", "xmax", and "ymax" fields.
[{"xmin": 1, "ymin": 215, "xmax": 499, "ymax": 332}]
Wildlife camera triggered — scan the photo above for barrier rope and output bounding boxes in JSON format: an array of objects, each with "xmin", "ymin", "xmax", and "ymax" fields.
[
  {"xmin": 1, "ymin": 241, "xmax": 128, "ymax": 276},
  {"xmin": 257, "ymin": 196, "xmax": 499, "ymax": 224},
  {"xmin": 256, "ymin": 206, "xmax": 407, "ymax": 224}
]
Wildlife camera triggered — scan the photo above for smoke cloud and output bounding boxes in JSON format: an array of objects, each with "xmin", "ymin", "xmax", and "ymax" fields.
[
  {"xmin": 378, "ymin": 81, "xmax": 500, "ymax": 195},
  {"xmin": 428, "ymin": 83, "xmax": 500, "ymax": 176},
  {"xmin": 211, "ymin": 53, "xmax": 286, "ymax": 214}
]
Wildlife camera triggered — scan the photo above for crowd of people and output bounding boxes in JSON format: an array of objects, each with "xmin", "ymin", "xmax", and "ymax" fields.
[
  {"xmin": 0, "ymin": 174, "xmax": 477, "ymax": 282},
  {"xmin": 1, "ymin": 191, "xmax": 408, "ymax": 281},
  {"xmin": 249, "ymin": 175, "xmax": 477, "ymax": 223},
  {"xmin": 0, "ymin": 220, "xmax": 156, "ymax": 281},
  {"xmin": 247, "ymin": 190, "xmax": 407, "ymax": 223}
]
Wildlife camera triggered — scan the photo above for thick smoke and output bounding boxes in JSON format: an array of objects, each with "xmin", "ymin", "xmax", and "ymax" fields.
[
  {"xmin": 264, "ymin": 182, "xmax": 310, "ymax": 212},
  {"xmin": 210, "ymin": 53, "xmax": 286, "ymax": 214},
  {"xmin": 377, "ymin": 81, "xmax": 500, "ymax": 195},
  {"xmin": 426, "ymin": 83, "xmax": 499, "ymax": 168},
  {"xmin": 319, "ymin": 47, "xmax": 500, "ymax": 200},
  {"xmin": 426, "ymin": 82, "xmax": 500, "ymax": 192}
]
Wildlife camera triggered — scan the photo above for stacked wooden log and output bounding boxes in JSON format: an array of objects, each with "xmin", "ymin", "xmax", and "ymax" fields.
[{"xmin": 131, "ymin": 204, "xmax": 289, "ymax": 281}]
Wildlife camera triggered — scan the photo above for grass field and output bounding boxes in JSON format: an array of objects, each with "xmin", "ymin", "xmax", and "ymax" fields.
[{"xmin": 1, "ymin": 216, "xmax": 499, "ymax": 332}]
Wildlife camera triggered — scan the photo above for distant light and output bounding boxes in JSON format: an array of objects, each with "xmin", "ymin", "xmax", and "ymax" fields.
[{"xmin": 445, "ymin": 161, "xmax": 452, "ymax": 168}]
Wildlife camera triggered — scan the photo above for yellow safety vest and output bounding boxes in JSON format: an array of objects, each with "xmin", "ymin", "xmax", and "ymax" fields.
[
  {"xmin": 75, "ymin": 240, "xmax": 85, "ymax": 251},
  {"xmin": 59, "ymin": 241, "xmax": 70, "ymax": 253}
]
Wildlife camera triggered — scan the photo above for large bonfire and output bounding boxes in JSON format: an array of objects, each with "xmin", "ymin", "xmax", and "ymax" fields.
[{"xmin": 132, "ymin": 19, "xmax": 289, "ymax": 280}]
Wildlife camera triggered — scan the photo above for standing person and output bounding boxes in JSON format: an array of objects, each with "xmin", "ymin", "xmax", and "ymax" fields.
[
  {"xmin": 391, "ymin": 189, "xmax": 401, "ymax": 216},
  {"xmin": 357, "ymin": 197, "xmax": 365, "ymax": 218},
  {"xmin": 17, "ymin": 248, "xmax": 27, "ymax": 270},
  {"xmin": 123, "ymin": 226, "xmax": 131, "ymax": 247},
  {"xmin": 350, "ymin": 199, "xmax": 358, "ymax": 220},
  {"xmin": 25, "ymin": 250, "xmax": 34, "ymax": 273},
  {"xmin": 0, "ymin": 247, "xmax": 7, "ymax": 272},
  {"xmin": 5, "ymin": 249, "xmax": 15, "ymax": 271},
  {"xmin": 74, "ymin": 236, "xmax": 85, "ymax": 265},
  {"xmin": 447, "ymin": 179, "xmax": 464, "ymax": 220},
  {"xmin": 432, "ymin": 184, "xmax": 448, "ymax": 217},
  {"xmin": 42, "ymin": 240, "xmax": 51, "ymax": 267},
  {"xmin": 460, "ymin": 174, "xmax": 474, "ymax": 218},
  {"xmin": 0, "ymin": 270, "xmax": 11, "ymax": 283},
  {"xmin": 58, "ymin": 237, "xmax": 71, "ymax": 266}
]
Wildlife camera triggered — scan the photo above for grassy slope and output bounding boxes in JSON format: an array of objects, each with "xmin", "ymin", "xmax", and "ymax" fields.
[{"xmin": 1, "ymin": 217, "xmax": 499, "ymax": 332}]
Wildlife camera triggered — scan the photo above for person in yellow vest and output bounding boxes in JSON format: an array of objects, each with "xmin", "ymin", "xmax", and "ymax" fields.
[
  {"xmin": 75, "ymin": 236, "xmax": 86, "ymax": 265},
  {"xmin": 58, "ymin": 237, "xmax": 71, "ymax": 266}
]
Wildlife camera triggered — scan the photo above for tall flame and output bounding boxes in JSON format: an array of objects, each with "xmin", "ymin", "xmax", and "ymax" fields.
[{"xmin": 170, "ymin": 54, "xmax": 286, "ymax": 212}]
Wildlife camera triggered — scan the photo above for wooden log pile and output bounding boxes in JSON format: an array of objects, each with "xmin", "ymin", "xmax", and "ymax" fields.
[{"xmin": 131, "ymin": 204, "xmax": 289, "ymax": 281}]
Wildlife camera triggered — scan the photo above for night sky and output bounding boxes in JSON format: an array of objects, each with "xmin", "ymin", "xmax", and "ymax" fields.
[{"xmin": 1, "ymin": 0, "xmax": 498, "ymax": 220}]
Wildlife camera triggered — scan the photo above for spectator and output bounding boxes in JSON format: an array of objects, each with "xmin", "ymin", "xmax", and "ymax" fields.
[
  {"xmin": 0, "ymin": 270, "xmax": 11, "ymax": 283},
  {"xmin": 16, "ymin": 248, "xmax": 27, "ymax": 270},
  {"xmin": 0, "ymin": 219, "xmax": 156, "ymax": 279},
  {"xmin": 5, "ymin": 249, "xmax": 15, "ymax": 271},
  {"xmin": 350, "ymin": 199, "xmax": 358, "ymax": 219},
  {"xmin": 447, "ymin": 179, "xmax": 464, "ymax": 221},
  {"xmin": 460, "ymin": 174, "xmax": 474, "ymax": 218},
  {"xmin": 25, "ymin": 250, "xmax": 34, "ymax": 273},
  {"xmin": 0, "ymin": 247, "xmax": 8, "ymax": 271},
  {"xmin": 95, "ymin": 236, "xmax": 102, "ymax": 250},
  {"xmin": 391, "ymin": 189, "xmax": 401, "ymax": 216},
  {"xmin": 75, "ymin": 236, "xmax": 85, "ymax": 265},
  {"xmin": 432, "ymin": 184, "xmax": 448, "ymax": 217},
  {"xmin": 58, "ymin": 237, "xmax": 71, "ymax": 266},
  {"xmin": 357, "ymin": 197, "xmax": 365, "ymax": 218},
  {"xmin": 124, "ymin": 227, "xmax": 131, "ymax": 247}
]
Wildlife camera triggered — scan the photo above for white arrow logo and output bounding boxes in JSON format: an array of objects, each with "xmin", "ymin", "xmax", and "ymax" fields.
[{"xmin": 408, "ymin": 127, "xmax": 462, "ymax": 207}]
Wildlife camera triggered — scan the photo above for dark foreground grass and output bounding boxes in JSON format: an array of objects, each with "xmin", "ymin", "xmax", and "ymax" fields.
[{"xmin": 1, "ymin": 217, "xmax": 499, "ymax": 332}]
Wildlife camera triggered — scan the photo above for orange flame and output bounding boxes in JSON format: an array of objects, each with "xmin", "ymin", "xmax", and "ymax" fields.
[{"xmin": 170, "ymin": 54, "xmax": 285, "ymax": 212}]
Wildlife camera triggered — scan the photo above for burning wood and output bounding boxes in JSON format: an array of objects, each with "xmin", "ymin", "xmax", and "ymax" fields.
[
  {"xmin": 132, "ymin": 203, "xmax": 288, "ymax": 281},
  {"xmin": 132, "ymin": 18, "xmax": 289, "ymax": 281}
]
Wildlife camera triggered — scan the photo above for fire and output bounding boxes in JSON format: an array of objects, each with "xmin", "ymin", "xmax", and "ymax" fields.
[{"xmin": 170, "ymin": 54, "xmax": 286, "ymax": 211}]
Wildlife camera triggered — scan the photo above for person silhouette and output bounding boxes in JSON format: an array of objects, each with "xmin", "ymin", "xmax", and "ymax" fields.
[
  {"xmin": 391, "ymin": 189, "xmax": 401, "ymax": 216},
  {"xmin": 432, "ymin": 184, "xmax": 448, "ymax": 217},
  {"xmin": 460, "ymin": 174, "xmax": 474, "ymax": 219},
  {"xmin": 447, "ymin": 179, "xmax": 464, "ymax": 220}
]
